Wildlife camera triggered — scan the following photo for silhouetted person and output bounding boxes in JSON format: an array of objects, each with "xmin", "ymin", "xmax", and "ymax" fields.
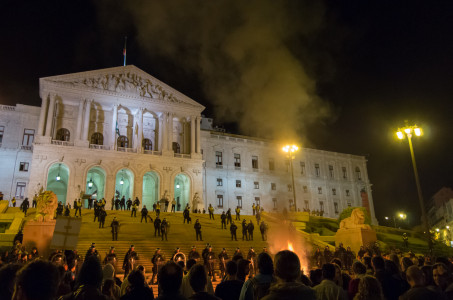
[
  {"xmin": 155, "ymin": 261, "xmax": 186, "ymax": 300},
  {"xmin": 120, "ymin": 269, "xmax": 154, "ymax": 300},
  {"xmin": 188, "ymin": 264, "xmax": 221, "ymax": 300}
]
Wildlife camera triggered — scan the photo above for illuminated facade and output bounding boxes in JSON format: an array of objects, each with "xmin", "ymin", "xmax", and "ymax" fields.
[{"xmin": 0, "ymin": 66, "xmax": 376, "ymax": 222}]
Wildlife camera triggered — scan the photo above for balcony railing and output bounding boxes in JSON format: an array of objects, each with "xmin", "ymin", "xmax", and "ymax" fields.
[
  {"xmin": 0, "ymin": 104, "xmax": 15, "ymax": 111},
  {"xmin": 144, "ymin": 150, "xmax": 162, "ymax": 156},
  {"xmin": 21, "ymin": 145, "xmax": 33, "ymax": 151},
  {"xmin": 117, "ymin": 147, "xmax": 137, "ymax": 153},
  {"xmin": 89, "ymin": 144, "xmax": 110, "ymax": 150},
  {"xmin": 51, "ymin": 140, "xmax": 74, "ymax": 146},
  {"xmin": 174, "ymin": 153, "xmax": 191, "ymax": 159}
]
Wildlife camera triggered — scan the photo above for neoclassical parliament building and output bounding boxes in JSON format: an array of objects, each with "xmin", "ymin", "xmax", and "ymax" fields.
[{"xmin": 0, "ymin": 65, "xmax": 377, "ymax": 222}]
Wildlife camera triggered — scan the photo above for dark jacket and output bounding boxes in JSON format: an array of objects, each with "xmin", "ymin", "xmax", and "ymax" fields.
[
  {"xmin": 399, "ymin": 286, "xmax": 442, "ymax": 300},
  {"xmin": 262, "ymin": 282, "xmax": 316, "ymax": 300},
  {"xmin": 120, "ymin": 286, "xmax": 154, "ymax": 300},
  {"xmin": 59, "ymin": 285, "xmax": 109, "ymax": 300},
  {"xmin": 188, "ymin": 291, "xmax": 221, "ymax": 300}
]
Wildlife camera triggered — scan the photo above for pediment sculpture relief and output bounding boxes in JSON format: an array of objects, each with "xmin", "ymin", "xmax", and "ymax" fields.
[{"xmin": 48, "ymin": 72, "xmax": 184, "ymax": 104}]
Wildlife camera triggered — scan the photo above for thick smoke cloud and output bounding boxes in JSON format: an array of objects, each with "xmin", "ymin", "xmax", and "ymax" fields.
[{"xmin": 102, "ymin": 0, "xmax": 332, "ymax": 141}]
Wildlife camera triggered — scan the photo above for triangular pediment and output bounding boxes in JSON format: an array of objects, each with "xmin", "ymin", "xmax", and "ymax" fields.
[{"xmin": 40, "ymin": 65, "xmax": 204, "ymax": 110}]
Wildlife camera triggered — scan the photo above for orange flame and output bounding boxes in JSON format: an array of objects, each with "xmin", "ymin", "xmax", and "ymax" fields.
[{"xmin": 287, "ymin": 241, "xmax": 294, "ymax": 251}]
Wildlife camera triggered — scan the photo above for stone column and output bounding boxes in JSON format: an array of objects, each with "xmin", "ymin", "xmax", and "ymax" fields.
[
  {"xmin": 137, "ymin": 108, "xmax": 143, "ymax": 153},
  {"xmin": 75, "ymin": 99, "xmax": 84, "ymax": 140},
  {"xmin": 168, "ymin": 113, "xmax": 174, "ymax": 151},
  {"xmin": 37, "ymin": 96, "xmax": 48, "ymax": 136},
  {"xmin": 45, "ymin": 94, "xmax": 56, "ymax": 137},
  {"xmin": 111, "ymin": 105, "xmax": 118, "ymax": 149},
  {"xmin": 190, "ymin": 116, "xmax": 196, "ymax": 154},
  {"xmin": 161, "ymin": 113, "xmax": 168, "ymax": 151},
  {"xmin": 82, "ymin": 100, "xmax": 92, "ymax": 141},
  {"xmin": 196, "ymin": 116, "xmax": 201, "ymax": 153}
]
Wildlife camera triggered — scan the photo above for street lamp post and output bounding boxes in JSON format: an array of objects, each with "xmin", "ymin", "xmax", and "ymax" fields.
[
  {"xmin": 283, "ymin": 145, "xmax": 299, "ymax": 212},
  {"xmin": 396, "ymin": 123, "xmax": 432, "ymax": 251}
]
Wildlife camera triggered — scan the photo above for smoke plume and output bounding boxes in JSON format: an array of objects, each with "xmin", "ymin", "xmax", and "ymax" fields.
[{"xmin": 100, "ymin": 0, "xmax": 333, "ymax": 141}]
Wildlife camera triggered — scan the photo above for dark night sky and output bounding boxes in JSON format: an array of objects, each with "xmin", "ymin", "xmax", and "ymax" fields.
[{"xmin": 1, "ymin": 0, "xmax": 452, "ymax": 226}]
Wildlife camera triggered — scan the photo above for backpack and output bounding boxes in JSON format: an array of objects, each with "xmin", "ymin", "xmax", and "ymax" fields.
[{"xmin": 250, "ymin": 276, "xmax": 275, "ymax": 300}]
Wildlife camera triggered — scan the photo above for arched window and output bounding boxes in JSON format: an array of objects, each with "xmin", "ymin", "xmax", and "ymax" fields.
[
  {"xmin": 56, "ymin": 128, "xmax": 70, "ymax": 141},
  {"xmin": 142, "ymin": 138, "xmax": 152, "ymax": 150},
  {"xmin": 355, "ymin": 167, "xmax": 361, "ymax": 180},
  {"xmin": 117, "ymin": 136, "xmax": 129, "ymax": 148},
  {"xmin": 172, "ymin": 142, "xmax": 180, "ymax": 153},
  {"xmin": 91, "ymin": 132, "xmax": 104, "ymax": 145}
]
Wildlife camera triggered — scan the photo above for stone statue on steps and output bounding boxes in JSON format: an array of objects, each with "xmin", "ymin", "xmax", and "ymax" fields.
[
  {"xmin": 192, "ymin": 192, "xmax": 200, "ymax": 212},
  {"xmin": 339, "ymin": 208, "xmax": 371, "ymax": 230},
  {"xmin": 34, "ymin": 191, "xmax": 58, "ymax": 222}
]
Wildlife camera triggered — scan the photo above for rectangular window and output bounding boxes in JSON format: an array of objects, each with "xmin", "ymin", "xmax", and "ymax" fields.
[
  {"xmin": 255, "ymin": 197, "xmax": 261, "ymax": 206},
  {"xmin": 217, "ymin": 195, "xmax": 224, "ymax": 208},
  {"xmin": 332, "ymin": 188, "xmax": 336, "ymax": 196},
  {"xmin": 236, "ymin": 196, "xmax": 243, "ymax": 208},
  {"xmin": 234, "ymin": 153, "xmax": 241, "ymax": 168},
  {"xmin": 252, "ymin": 156, "xmax": 259, "ymax": 170},
  {"xmin": 319, "ymin": 201, "xmax": 324, "ymax": 212},
  {"xmin": 315, "ymin": 163, "xmax": 320, "ymax": 177},
  {"xmin": 236, "ymin": 180, "xmax": 242, "ymax": 188},
  {"xmin": 215, "ymin": 151, "xmax": 223, "ymax": 167},
  {"xmin": 329, "ymin": 165, "xmax": 334, "ymax": 178},
  {"xmin": 0, "ymin": 125, "xmax": 4, "ymax": 143},
  {"xmin": 254, "ymin": 181, "xmax": 259, "ymax": 189},
  {"xmin": 19, "ymin": 162, "xmax": 29, "ymax": 172},
  {"xmin": 272, "ymin": 198, "xmax": 277, "ymax": 210},
  {"xmin": 15, "ymin": 182, "xmax": 26, "ymax": 199},
  {"xmin": 347, "ymin": 202, "xmax": 352, "ymax": 207},
  {"xmin": 300, "ymin": 162, "xmax": 305, "ymax": 175},
  {"xmin": 22, "ymin": 129, "xmax": 35, "ymax": 146},
  {"xmin": 318, "ymin": 187, "xmax": 322, "ymax": 194},
  {"xmin": 304, "ymin": 200, "xmax": 309, "ymax": 210},
  {"xmin": 303, "ymin": 186, "xmax": 308, "ymax": 193},
  {"xmin": 288, "ymin": 184, "xmax": 293, "ymax": 192},
  {"xmin": 346, "ymin": 190, "xmax": 350, "ymax": 196},
  {"xmin": 334, "ymin": 202, "xmax": 339, "ymax": 214},
  {"xmin": 342, "ymin": 167, "xmax": 347, "ymax": 179},
  {"xmin": 356, "ymin": 167, "xmax": 362, "ymax": 180},
  {"xmin": 268, "ymin": 158, "xmax": 275, "ymax": 171},
  {"xmin": 216, "ymin": 178, "xmax": 223, "ymax": 186},
  {"xmin": 271, "ymin": 183, "xmax": 276, "ymax": 190}
]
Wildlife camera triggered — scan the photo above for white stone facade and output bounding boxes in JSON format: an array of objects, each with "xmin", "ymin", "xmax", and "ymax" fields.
[{"xmin": 0, "ymin": 66, "xmax": 376, "ymax": 222}]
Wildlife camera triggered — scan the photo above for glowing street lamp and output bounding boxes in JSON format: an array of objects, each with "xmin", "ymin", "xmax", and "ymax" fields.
[
  {"xmin": 396, "ymin": 122, "xmax": 432, "ymax": 251},
  {"xmin": 282, "ymin": 144, "xmax": 299, "ymax": 212}
]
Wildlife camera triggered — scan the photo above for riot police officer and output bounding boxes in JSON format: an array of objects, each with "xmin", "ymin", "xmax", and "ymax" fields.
[
  {"xmin": 247, "ymin": 247, "xmax": 257, "ymax": 276},
  {"xmin": 111, "ymin": 217, "xmax": 119, "ymax": 241},
  {"xmin": 104, "ymin": 246, "xmax": 117, "ymax": 267},
  {"xmin": 123, "ymin": 245, "xmax": 139, "ymax": 277},
  {"xmin": 218, "ymin": 248, "xmax": 229, "ymax": 278},
  {"xmin": 203, "ymin": 245, "xmax": 216, "ymax": 282},
  {"xmin": 172, "ymin": 247, "xmax": 185, "ymax": 263},
  {"xmin": 151, "ymin": 248, "xmax": 164, "ymax": 284},
  {"xmin": 161, "ymin": 218, "xmax": 168, "ymax": 241},
  {"xmin": 230, "ymin": 221, "xmax": 238, "ymax": 241},
  {"xmin": 221, "ymin": 211, "xmax": 227, "ymax": 229},
  {"xmin": 194, "ymin": 219, "xmax": 203, "ymax": 241},
  {"xmin": 188, "ymin": 245, "xmax": 200, "ymax": 261},
  {"xmin": 154, "ymin": 216, "xmax": 161, "ymax": 237}
]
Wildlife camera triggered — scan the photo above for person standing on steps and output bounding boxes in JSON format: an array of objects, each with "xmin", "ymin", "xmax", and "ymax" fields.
[
  {"xmin": 252, "ymin": 203, "xmax": 256, "ymax": 216},
  {"xmin": 20, "ymin": 197, "xmax": 29, "ymax": 216},
  {"xmin": 123, "ymin": 245, "xmax": 139, "ymax": 278},
  {"xmin": 120, "ymin": 196, "xmax": 126, "ymax": 210},
  {"xmin": 208, "ymin": 204, "xmax": 215, "ymax": 220},
  {"xmin": 235, "ymin": 206, "xmax": 241, "ymax": 220},
  {"xmin": 126, "ymin": 198, "xmax": 132, "ymax": 210},
  {"xmin": 218, "ymin": 248, "xmax": 229, "ymax": 279},
  {"xmin": 194, "ymin": 219, "xmax": 203, "ymax": 241},
  {"xmin": 242, "ymin": 219, "xmax": 248, "ymax": 241},
  {"xmin": 230, "ymin": 221, "xmax": 238, "ymax": 241},
  {"xmin": 203, "ymin": 245, "xmax": 217, "ymax": 282},
  {"xmin": 189, "ymin": 245, "xmax": 201, "ymax": 262},
  {"xmin": 93, "ymin": 201, "xmax": 100, "ymax": 222},
  {"xmin": 171, "ymin": 198, "xmax": 176, "ymax": 212},
  {"xmin": 151, "ymin": 248, "xmax": 164, "ymax": 284},
  {"xmin": 133, "ymin": 196, "xmax": 140, "ymax": 207},
  {"xmin": 221, "ymin": 211, "xmax": 227, "ymax": 229},
  {"xmin": 226, "ymin": 208, "xmax": 232, "ymax": 224},
  {"xmin": 131, "ymin": 202, "xmax": 138, "ymax": 217},
  {"xmin": 141, "ymin": 205, "xmax": 148, "ymax": 223},
  {"xmin": 260, "ymin": 221, "xmax": 268, "ymax": 241},
  {"xmin": 161, "ymin": 217, "xmax": 168, "ymax": 241},
  {"xmin": 98, "ymin": 207, "xmax": 107, "ymax": 228},
  {"xmin": 183, "ymin": 206, "xmax": 190, "ymax": 223},
  {"xmin": 247, "ymin": 220, "xmax": 255, "ymax": 241},
  {"xmin": 32, "ymin": 194, "xmax": 37, "ymax": 208},
  {"xmin": 110, "ymin": 217, "xmax": 119, "ymax": 241},
  {"xmin": 154, "ymin": 216, "xmax": 161, "ymax": 237}
]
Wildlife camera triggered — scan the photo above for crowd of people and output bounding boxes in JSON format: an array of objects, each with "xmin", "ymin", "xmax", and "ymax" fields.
[{"xmin": 2, "ymin": 234, "xmax": 453, "ymax": 300}]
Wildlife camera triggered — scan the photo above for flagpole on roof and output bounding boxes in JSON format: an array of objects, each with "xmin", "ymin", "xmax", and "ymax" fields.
[{"xmin": 123, "ymin": 36, "xmax": 127, "ymax": 66}]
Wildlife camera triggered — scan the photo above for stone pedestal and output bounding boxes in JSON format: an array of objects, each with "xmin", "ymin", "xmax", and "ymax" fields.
[
  {"xmin": 23, "ymin": 220, "xmax": 56, "ymax": 258},
  {"xmin": 335, "ymin": 228, "xmax": 377, "ymax": 253}
]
